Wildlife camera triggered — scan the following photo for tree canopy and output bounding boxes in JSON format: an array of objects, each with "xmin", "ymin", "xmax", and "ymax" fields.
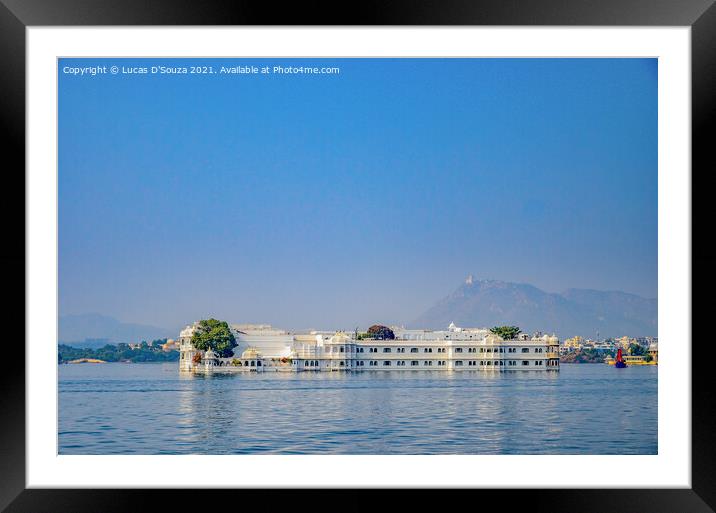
[
  {"xmin": 366, "ymin": 324, "xmax": 395, "ymax": 340},
  {"xmin": 628, "ymin": 343, "xmax": 646, "ymax": 356},
  {"xmin": 191, "ymin": 319, "xmax": 237, "ymax": 358},
  {"xmin": 490, "ymin": 326, "xmax": 521, "ymax": 340},
  {"xmin": 560, "ymin": 348, "xmax": 612, "ymax": 364},
  {"xmin": 58, "ymin": 341, "xmax": 178, "ymax": 363}
]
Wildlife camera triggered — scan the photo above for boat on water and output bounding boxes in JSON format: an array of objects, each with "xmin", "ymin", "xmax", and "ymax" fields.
[
  {"xmin": 605, "ymin": 346, "xmax": 657, "ymax": 366},
  {"xmin": 614, "ymin": 348, "xmax": 627, "ymax": 368}
]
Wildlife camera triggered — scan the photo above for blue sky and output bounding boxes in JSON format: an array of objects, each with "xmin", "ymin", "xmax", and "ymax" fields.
[{"xmin": 58, "ymin": 58, "xmax": 657, "ymax": 331}]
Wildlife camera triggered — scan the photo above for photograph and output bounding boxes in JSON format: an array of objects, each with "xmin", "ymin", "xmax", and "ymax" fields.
[
  {"xmin": 57, "ymin": 56, "xmax": 659, "ymax": 456},
  {"xmin": 3, "ymin": 0, "xmax": 709, "ymax": 505}
]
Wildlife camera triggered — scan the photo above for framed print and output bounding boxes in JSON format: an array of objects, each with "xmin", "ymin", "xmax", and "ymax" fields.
[{"xmin": 4, "ymin": 0, "xmax": 714, "ymax": 511}]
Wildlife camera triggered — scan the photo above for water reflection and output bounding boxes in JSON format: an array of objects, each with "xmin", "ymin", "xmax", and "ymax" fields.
[{"xmin": 59, "ymin": 363, "xmax": 657, "ymax": 455}]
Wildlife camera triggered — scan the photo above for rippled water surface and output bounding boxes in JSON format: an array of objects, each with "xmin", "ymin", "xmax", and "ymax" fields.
[{"xmin": 59, "ymin": 363, "xmax": 657, "ymax": 454}]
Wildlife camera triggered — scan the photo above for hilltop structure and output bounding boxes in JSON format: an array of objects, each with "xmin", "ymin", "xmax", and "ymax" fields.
[
  {"xmin": 178, "ymin": 322, "xmax": 560, "ymax": 374},
  {"xmin": 413, "ymin": 276, "xmax": 657, "ymax": 337}
]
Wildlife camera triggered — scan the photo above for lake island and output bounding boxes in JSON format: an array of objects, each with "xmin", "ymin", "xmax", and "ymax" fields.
[{"xmin": 179, "ymin": 319, "xmax": 561, "ymax": 374}]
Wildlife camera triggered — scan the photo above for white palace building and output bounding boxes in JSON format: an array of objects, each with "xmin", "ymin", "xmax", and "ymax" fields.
[{"xmin": 178, "ymin": 322, "xmax": 560, "ymax": 373}]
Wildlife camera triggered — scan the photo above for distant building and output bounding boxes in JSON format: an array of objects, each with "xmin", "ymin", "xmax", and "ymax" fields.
[
  {"xmin": 592, "ymin": 342, "xmax": 614, "ymax": 352},
  {"xmin": 178, "ymin": 322, "xmax": 561, "ymax": 373},
  {"xmin": 563, "ymin": 336, "xmax": 583, "ymax": 351},
  {"xmin": 615, "ymin": 336, "xmax": 637, "ymax": 350},
  {"xmin": 636, "ymin": 336, "xmax": 657, "ymax": 348},
  {"xmin": 162, "ymin": 339, "xmax": 178, "ymax": 352}
]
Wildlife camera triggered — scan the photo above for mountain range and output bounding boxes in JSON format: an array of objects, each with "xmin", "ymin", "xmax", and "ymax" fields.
[
  {"xmin": 59, "ymin": 313, "xmax": 175, "ymax": 348},
  {"xmin": 411, "ymin": 278, "xmax": 657, "ymax": 338},
  {"xmin": 60, "ymin": 279, "xmax": 657, "ymax": 346}
]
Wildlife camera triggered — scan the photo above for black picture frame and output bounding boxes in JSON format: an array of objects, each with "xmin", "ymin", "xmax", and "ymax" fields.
[{"xmin": 2, "ymin": 0, "xmax": 712, "ymax": 511}]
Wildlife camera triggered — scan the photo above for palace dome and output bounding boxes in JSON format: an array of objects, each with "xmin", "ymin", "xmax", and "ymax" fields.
[{"xmin": 241, "ymin": 348, "xmax": 260, "ymax": 359}]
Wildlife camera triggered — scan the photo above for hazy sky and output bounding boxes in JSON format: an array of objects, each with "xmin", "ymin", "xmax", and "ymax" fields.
[{"xmin": 59, "ymin": 58, "xmax": 657, "ymax": 331}]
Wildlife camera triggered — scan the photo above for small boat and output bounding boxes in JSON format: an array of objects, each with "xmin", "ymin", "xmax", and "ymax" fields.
[{"xmin": 614, "ymin": 348, "xmax": 627, "ymax": 368}]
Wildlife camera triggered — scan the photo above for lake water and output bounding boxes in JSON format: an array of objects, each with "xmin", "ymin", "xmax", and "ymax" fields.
[{"xmin": 58, "ymin": 363, "xmax": 657, "ymax": 454}]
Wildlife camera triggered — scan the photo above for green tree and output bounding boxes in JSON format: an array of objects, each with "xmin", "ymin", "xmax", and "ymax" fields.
[
  {"xmin": 628, "ymin": 343, "xmax": 646, "ymax": 356},
  {"xmin": 191, "ymin": 319, "xmax": 237, "ymax": 358},
  {"xmin": 490, "ymin": 326, "xmax": 521, "ymax": 340},
  {"xmin": 366, "ymin": 324, "xmax": 395, "ymax": 340},
  {"xmin": 57, "ymin": 342, "xmax": 179, "ymax": 363},
  {"xmin": 148, "ymin": 338, "xmax": 167, "ymax": 351}
]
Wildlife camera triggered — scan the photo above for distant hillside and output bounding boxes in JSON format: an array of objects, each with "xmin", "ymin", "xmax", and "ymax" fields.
[
  {"xmin": 411, "ymin": 278, "xmax": 657, "ymax": 338},
  {"xmin": 59, "ymin": 313, "xmax": 174, "ymax": 348}
]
